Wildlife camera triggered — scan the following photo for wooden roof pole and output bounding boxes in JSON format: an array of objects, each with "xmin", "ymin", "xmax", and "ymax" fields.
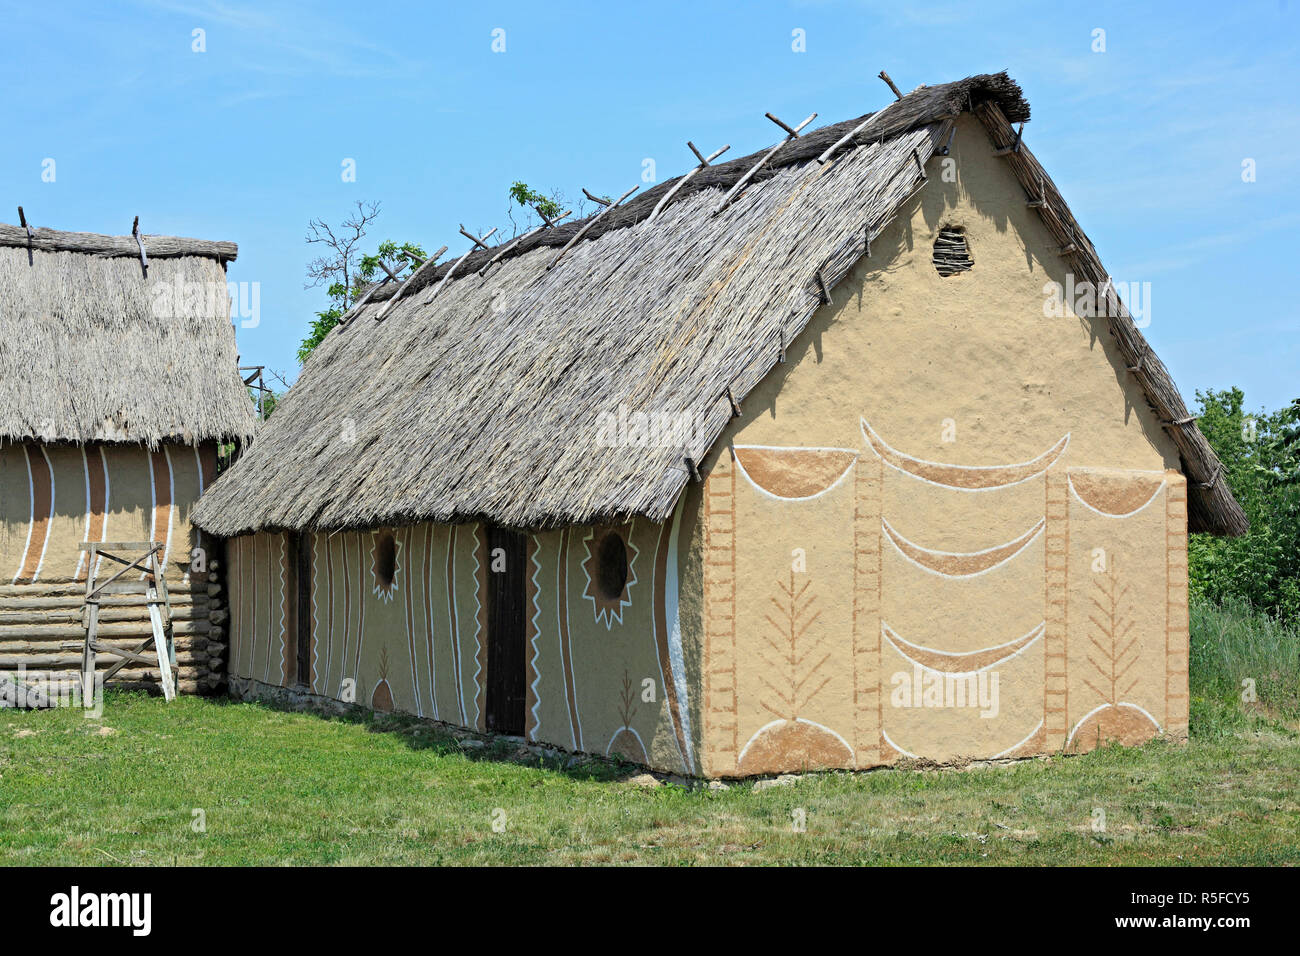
[
  {"xmin": 647, "ymin": 141, "xmax": 731, "ymax": 223},
  {"xmin": 547, "ymin": 186, "xmax": 639, "ymax": 270},
  {"xmin": 715, "ymin": 111, "xmax": 817, "ymax": 214},
  {"xmin": 424, "ymin": 228, "xmax": 497, "ymax": 303}
]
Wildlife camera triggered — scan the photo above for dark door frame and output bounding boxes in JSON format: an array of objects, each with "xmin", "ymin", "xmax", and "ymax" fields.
[{"xmin": 485, "ymin": 525, "xmax": 527, "ymax": 735}]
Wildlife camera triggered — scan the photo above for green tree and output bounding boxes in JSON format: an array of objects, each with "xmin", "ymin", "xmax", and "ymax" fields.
[
  {"xmin": 300, "ymin": 201, "xmax": 425, "ymax": 363},
  {"xmin": 1189, "ymin": 388, "xmax": 1300, "ymax": 621}
]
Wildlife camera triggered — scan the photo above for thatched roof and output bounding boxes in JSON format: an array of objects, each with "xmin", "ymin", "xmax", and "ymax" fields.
[
  {"xmin": 192, "ymin": 72, "xmax": 1245, "ymax": 537},
  {"xmin": 0, "ymin": 223, "xmax": 255, "ymax": 446}
]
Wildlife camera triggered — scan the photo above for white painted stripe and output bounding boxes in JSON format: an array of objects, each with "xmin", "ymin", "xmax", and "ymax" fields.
[
  {"xmin": 95, "ymin": 448, "xmax": 110, "ymax": 581},
  {"xmin": 528, "ymin": 535, "xmax": 544, "ymax": 741},
  {"xmin": 469, "ymin": 524, "xmax": 483, "ymax": 728},
  {"xmin": 664, "ymin": 499, "xmax": 695, "ymax": 773}
]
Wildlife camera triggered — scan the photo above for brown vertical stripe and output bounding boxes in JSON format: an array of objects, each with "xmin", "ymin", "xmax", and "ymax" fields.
[
  {"xmin": 557, "ymin": 527, "xmax": 582, "ymax": 750},
  {"xmin": 340, "ymin": 534, "xmax": 352, "ymax": 689},
  {"xmin": 422, "ymin": 524, "xmax": 438, "ymax": 720},
  {"xmin": 17, "ymin": 446, "xmax": 54, "ymax": 583},
  {"xmin": 352, "ymin": 534, "xmax": 366, "ymax": 680},
  {"xmin": 149, "ymin": 448, "xmax": 171, "ymax": 551},
  {"xmin": 79, "ymin": 447, "xmax": 108, "ymax": 581},
  {"xmin": 402, "ymin": 526, "xmax": 420, "ymax": 716},
  {"xmin": 281, "ymin": 534, "xmax": 294, "ymax": 687}
]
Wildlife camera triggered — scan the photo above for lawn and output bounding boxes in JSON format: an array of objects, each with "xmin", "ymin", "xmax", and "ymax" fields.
[{"xmin": 1, "ymin": 598, "xmax": 1296, "ymax": 866}]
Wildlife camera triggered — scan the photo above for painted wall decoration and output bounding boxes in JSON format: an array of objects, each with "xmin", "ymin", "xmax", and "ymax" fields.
[
  {"xmin": 1, "ymin": 439, "xmax": 224, "ymax": 695},
  {"xmin": 225, "ymin": 510, "xmax": 700, "ymax": 776},
  {"xmin": 704, "ymin": 424, "xmax": 1188, "ymax": 775},
  {"xmin": 581, "ymin": 523, "xmax": 638, "ymax": 628},
  {"xmin": 0, "ymin": 440, "xmax": 217, "ymax": 584}
]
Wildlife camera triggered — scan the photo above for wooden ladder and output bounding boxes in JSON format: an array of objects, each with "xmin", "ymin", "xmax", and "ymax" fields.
[{"xmin": 80, "ymin": 541, "xmax": 176, "ymax": 704}]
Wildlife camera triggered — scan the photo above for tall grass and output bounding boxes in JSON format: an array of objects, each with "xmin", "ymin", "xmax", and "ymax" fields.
[{"xmin": 1190, "ymin": 595, "xmax": 1300, "ymax": 737}]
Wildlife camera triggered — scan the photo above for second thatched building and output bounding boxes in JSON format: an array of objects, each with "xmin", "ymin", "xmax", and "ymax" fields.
[{"xmin": 0, "ymin": 221, "xmax": 255, "ymax": 696}]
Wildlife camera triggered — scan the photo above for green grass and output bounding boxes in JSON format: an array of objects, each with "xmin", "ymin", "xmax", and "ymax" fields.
[{"xmin": 1, "ymin": 598, "xmax": 1296, "ymax": 866}]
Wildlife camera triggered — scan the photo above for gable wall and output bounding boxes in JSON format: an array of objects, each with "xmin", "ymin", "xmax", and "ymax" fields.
[{"xmin": 698, "ymin": 115, "xmax": 1189, "ymax": 775}]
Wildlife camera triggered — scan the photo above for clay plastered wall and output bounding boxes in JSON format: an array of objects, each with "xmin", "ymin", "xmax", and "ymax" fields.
[
  {"xmin": 700, "ymin": 115, "xmax": 1188, "ymax": 776},
  {"xmin": 0, "ymin": 440, "xmax": 218, "ymax": 585},
  {"xmin": 227, "ymin": 504, "xmax": 706, "ymax": 775}
]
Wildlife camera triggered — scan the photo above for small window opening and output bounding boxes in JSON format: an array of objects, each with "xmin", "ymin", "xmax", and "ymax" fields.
[
  {"xmin": 933, "ymin": 227, "xmax": 973, "ymax": 277},
  {"xmin": 596, "ymin": 531, "xmax": 629, "ymax": 600},
  {"xmin": 373, "ymin": 531, "xmax": 396, "ymax": 590}
]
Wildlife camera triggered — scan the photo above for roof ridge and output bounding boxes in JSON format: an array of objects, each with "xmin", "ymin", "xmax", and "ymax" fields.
[
  {"xmin": 0, "ymin": 223, "xmax": 238, "ymax": 261},
  {"xmin": 358, "ymin": 71, "xmax": 1027, "ymax": 306}
]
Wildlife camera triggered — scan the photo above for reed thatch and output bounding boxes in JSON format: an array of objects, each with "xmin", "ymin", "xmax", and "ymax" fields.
[
  {"xmin": 0, "ymin": 225, "xmax": 255, "ymax": 446},
  {"xmin": 192, "ymin": 72, "xmax": 1244, "ymax": 537}
]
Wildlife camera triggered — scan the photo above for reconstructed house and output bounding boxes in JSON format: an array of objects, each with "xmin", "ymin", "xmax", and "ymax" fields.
[
  {"xmin": 0, "ymin": 221, "xmax": 254, "ymax": 696},
  {"xmin": 192, "ymin": 73, "xmax": 1245, "ymax": 776}
]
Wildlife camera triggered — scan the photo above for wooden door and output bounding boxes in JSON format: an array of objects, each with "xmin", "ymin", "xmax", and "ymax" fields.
[
  {"xmin": 291, "ymin": 532, "xmax": 313, "ymax": 687},
  {"xmin": 485, "ymin": 525, "xmax": 527, "ymax": 735}
]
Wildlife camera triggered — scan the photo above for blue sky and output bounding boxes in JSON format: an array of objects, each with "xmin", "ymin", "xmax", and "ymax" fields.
[{"xmin": 3, "ymin": 0, "xmax": 1296, "ymax": 410}]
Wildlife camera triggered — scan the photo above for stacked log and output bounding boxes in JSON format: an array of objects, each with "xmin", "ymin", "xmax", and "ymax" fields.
[{"xmin": 0, "ymin": 557, "xmax": 228, "ymax": 699}]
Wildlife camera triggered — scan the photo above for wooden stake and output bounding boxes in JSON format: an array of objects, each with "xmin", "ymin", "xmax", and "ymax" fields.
[
  {"xmin": 459, "ymin": 224, "xmax": 493, "ymax": 251},
  {"xmin": 479, "ymin": 211, "xmax": 571, "ymax": 277},
  {"xmin": 131, "ymin": 216, "xmax": 148, "ymax": 273},
  {"xmin": 940, "ymin": 125, "xmax": 957, "ymax": 156},
  {"xmin": 337, "ymin": 276, "xmax": 392, "ymax": 329},
  {"xmin": 993, "ymin": 123, "xmax": 1024, "ymax": 155},
  {"xmin": 725, "ymin": 385, "xmax": 742, "ymax": 417},
  {"xmin": 374, "ymin": 245, "xmax": 447, "ymax": 320},
  {"xmin": 716, "ymin": 112, "xmax": 816, "ymax": 214},
  {"xmin": 17, "ymin": 206, "xmax": 33, "ymax": 264},
  {"xmin": 533, "ymin": 206, "xmax": 572, "ymax": 229},
  {"xmin": 582, "ymin": 188, "xmax": 612, "ymax": 207},
  {"xmin": 878, "ymin": 70, "xmax": 903, "ymax": 100},
  {"xmin": 648, "ymin": 141, "xmax": 730, "ymax": 223},
  {"xmin": 764, "ymin": 112, "xmax": 802, "ymax": 137},
  {"xmin": 817, "ymin": 95, "xmax": 903, "ymax": 165},
  {"xmin": 424, "ymin": 229, "xmax": 497, "ymax": 304},
  {"xmin": 816, "ymin": 269, "xmax": 833, "ymax": 305},
  {"xmin": 548, "ymin": 186, "xmax": 639, "ymax": 269}
]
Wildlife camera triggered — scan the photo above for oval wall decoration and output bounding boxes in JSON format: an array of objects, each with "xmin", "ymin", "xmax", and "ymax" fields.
[
  {"xmin": 732, "ymin": 445, "xmax": 859, "ymax": 500},
  {"xmin": 860, "ymin": 419, "xmax": 1069, "ymax": 490},
  {"xmin": 882, "ymin": 517, "xmax": 1045, "ymax": 578}
]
